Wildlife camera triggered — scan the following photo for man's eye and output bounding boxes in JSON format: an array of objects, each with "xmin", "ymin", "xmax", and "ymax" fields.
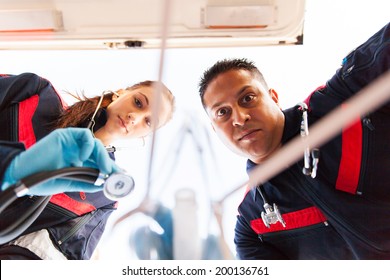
[
  {"xmin": 216, "ymin": 108, "xmax": 228, "ymax": 117},
  {"xmin": 242, "ymin": 94, "xmax": 254, "ymax": 103}
]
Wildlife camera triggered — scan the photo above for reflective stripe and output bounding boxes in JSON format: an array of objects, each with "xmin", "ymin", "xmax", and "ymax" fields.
[
  {"xmin": 18, "ymin": 95, "xmax": 39, "ymax": 149},
  {"xmin": 50, "ymin": 193, "xmax": 96, "ymax": 216},
  {"xmin": 250, "ymin": 206, "xmax": 327, "ymax": 234},
  {"xmin": 335, "ymin": 118, "xmax": 362, "ymax": 194}
]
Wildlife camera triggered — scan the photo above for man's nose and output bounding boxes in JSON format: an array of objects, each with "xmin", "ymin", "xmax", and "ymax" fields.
[{"xmin": 232, "ymin": 109, "xmax": 250, "ymax": 126}]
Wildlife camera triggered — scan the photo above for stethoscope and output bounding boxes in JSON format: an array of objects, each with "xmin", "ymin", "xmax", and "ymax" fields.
[
  {"xmin": 258, "ymin": 102, "xmax": 320, "ymax": 228},
  {"xmin": 0, "ymin": 90, "xmax": 135, "ymax": 245},
  {"xmin": 0, "ymin": 166, "xmax": 134, "ymax": 245}
]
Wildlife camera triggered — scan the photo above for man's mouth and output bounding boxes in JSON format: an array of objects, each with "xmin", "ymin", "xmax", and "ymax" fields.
[{"xmin": 238, "ymin": 129, "xmax": 261, "ymax": 141}]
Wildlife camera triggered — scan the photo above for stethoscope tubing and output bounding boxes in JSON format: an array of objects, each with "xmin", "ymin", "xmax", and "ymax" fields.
[{"xmin": 0, "ymin": 167, "xmax": 100, "ymax": 245}]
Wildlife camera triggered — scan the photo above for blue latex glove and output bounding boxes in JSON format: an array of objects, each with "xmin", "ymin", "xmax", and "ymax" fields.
[{"xmin": 1, "ymin": 128, "xmax": 122, "ymax": 196}]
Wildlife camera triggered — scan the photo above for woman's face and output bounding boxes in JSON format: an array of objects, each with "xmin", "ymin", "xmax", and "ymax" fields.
[{"xmin": 97, "ymin": 86, "xmax": 171, "ymax": 144}]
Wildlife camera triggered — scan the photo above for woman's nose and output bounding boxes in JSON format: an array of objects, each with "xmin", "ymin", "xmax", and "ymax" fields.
[
  {"xmin": 127, "ymin": 114, "xmax": 136, "ymax": 125},
  {"xmin": 128, "ymin": 113, "xmax": 142, "ymax": 125}
]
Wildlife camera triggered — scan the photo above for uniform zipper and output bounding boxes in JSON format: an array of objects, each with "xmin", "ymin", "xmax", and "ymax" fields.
[
  {"xmin": 341, "ymin": 37, "xmax": 388, "ymax": 80},
  {"xmin": 9, "ymin": 105, "xmax": 19, "ymax": 141},
  {"xmin": 30, "ymin": 197, "xmax": 95, "ymax": 246},
  {"xmin": 356, "ymin": 117, "xmax": 375, "ymax": 195},
  {"xmin": 57, "ymin": 212, "xmax": 94, "ymax": 245},
  {"xmin": 293, "ymin": 166, "xmax": 387, "ymax": 252},
  {"xmin": 39, "ymin": 199, "xmax": 78, "ymax": 218},
  {"xmin": 258, "ymin": 221, "xmax": 329, "ymax": 242}
]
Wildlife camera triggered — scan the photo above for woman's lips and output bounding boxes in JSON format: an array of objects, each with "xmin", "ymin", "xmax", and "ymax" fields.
[{"xmin": 118, "ymin": 116, "xmax": 129, "ymax": 133}]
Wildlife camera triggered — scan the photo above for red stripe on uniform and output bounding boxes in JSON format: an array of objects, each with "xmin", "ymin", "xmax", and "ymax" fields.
[
  {"xmin": 18, "ymin": 95, "xmax": 39, "ymax": 149},
  {"xmin": 50, "ymin": 193, "xmax": 96, "ymax": 216},
  {"xmin": 250, "ymin": 206, "xmax": 327, "ymax": 234},
  {"xmin": 335, "ymin": 119, "xmax": 362, "ymax": 194},
  {"xmin": 303, "ymin": 85, "xmax": 326, "ymax": 110}
]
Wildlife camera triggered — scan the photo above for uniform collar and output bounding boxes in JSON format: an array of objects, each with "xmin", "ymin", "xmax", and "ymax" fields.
[
  {"xmin": 246, "ymin": 105, "xmax": 302, "ymax": 200},
  {"xmin": 92, "ymin": 108, "xmax": 108, "ymax": 132}
]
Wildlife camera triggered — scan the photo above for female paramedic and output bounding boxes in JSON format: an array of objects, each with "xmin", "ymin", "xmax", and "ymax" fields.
[{"xmin": 0, "ymin": 72, "xmax": 175, "ymax": 260}]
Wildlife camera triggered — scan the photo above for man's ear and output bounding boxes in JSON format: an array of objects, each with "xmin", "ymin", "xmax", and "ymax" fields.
[{"xmin": 269, "ymin": 88, "xmax": 282, "ymax": 108}]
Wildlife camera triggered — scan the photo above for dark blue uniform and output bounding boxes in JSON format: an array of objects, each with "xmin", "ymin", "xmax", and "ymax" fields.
[
  {"xmin": 235, "ymin": 22, "xmax": 390, "ymax": 259},
  {"xmin": 0, "ymin": 73, "xmax": 117, "ymax": 259}
]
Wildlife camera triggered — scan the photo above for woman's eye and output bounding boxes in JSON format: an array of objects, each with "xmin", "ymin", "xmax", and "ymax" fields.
[
  {"xmin": 145, "ymin": 118, "xmax": 151, "ymax": 127},
  {"xmin": 135, "ymin": 98, "xmax": 142, "ymax": 108}
]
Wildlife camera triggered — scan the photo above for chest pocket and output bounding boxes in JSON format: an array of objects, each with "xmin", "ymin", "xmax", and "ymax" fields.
[
  {"xmin": 0, "ymin": 95, "xmax": 39, "ymax": 148},
  {"xmin": 18, "ymin": 95, "xmax": 39, "ymax": 149},
  {"xmin": 250, "ymin": 206, "xmax": 327, "ymax": 235}
]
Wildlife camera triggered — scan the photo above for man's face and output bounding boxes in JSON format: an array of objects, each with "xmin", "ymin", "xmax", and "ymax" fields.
[{"xmin": 203, "ymin": 69, "xmax": 285, "ymax": 164}]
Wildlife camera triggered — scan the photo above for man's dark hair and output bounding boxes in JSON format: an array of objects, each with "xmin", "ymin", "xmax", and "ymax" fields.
[{"xmin": 198, "ymin": 58, "xmax": 269, "ymax": 107}]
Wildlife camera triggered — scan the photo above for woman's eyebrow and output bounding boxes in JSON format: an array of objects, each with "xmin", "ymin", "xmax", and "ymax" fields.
[{"xmin": 138, "ymin": 92, "xmax": 149, "ymax": 105}]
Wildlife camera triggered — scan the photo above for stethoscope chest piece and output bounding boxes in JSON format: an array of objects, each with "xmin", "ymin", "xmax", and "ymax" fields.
[
  {"xmin": 261, "ymin": 202, "xmax": 286, "ymax": 228},
  {"xmin": 257, "ymin": 185, "xmax": 286, "ymax": 228},
  {"xmin": 103, "ymin": 173, "xmax": 135, "ymax": 200}
]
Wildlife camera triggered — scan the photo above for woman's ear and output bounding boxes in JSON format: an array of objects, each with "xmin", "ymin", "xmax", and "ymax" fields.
[{"xmin": 111, "ymin": 90, "xmax": 122, "ymax": 101}]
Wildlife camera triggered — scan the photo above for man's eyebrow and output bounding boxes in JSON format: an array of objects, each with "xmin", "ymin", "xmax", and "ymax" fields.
[{"xmin": 210, "ymin": 85, "xmax": 250, "ymax": 111}]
